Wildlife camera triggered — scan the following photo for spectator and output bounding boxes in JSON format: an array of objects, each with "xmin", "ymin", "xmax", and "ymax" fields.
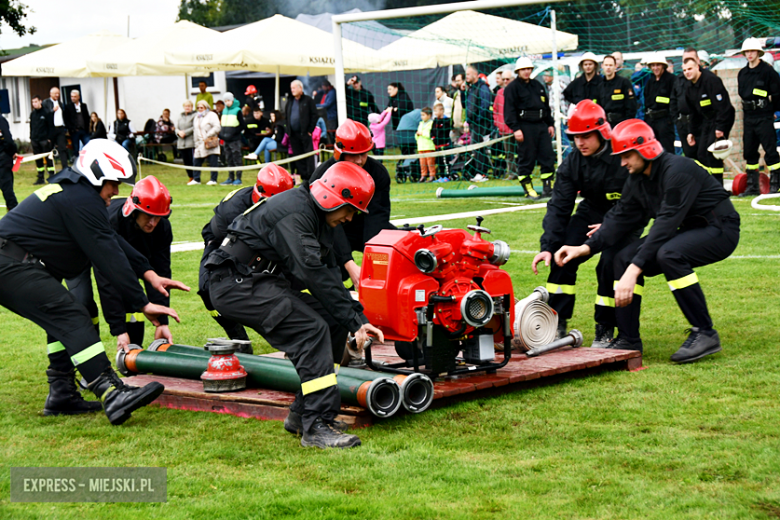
[
  {"xmin": 345, "ymin": 75, "xmax": 379, "ymax": 126},
  {"xmin": 387, "ymin": 82, "xmax": 414, "ymax": 131},
  {"xmin": 464, "ymin": 66, "xmax": 493, "ymax": 179},
  {"xmin": 613, "ymin": 51, "xmax": 633, "ymax": 79},
  {"xmin": 154, "ymin": 109, "xmax": 177, "ymax": 147},
  {"xmin": 450, "ymin": 73, "xmax": 466, "ymax": 143},
  {"xmin": 196, "ymin": 81, "xmax": 214, "ymax": 109},
  {"xmin": 244, "ymin": 107, "xmax": 271, "ymax": 151},
  {"xmin": 284, "ymin": 79, "xmax": 318, "ymax": 184},
  {"xmin": 65, "ymin": 89, "xmax": 90, "ymax": 152},
  {"xmin": 29, "ymin": 95, "xmax": 54, "ymax": 185},
  {"xmin": 219, "ymin": 92, "xmax": 245, "ymax": 185},
  {"xmin": 434, "ymin": 86, "xmax": 453, "ymax": 118},
  {"xmin": 246, "ymin": 110, "xmax": 282, "ymax": 163},
  {"xmin": 0, "ymin": 114, "xmax": 18, "ymax": 212},
  {"xmin": 445, "ymin": 73, "xmax": 461, "ymax": 99},
  {"xmin": 42, "ymin": 86, "xmax": 68, "ymax": 170},
  {"xmin": 108, "ymin": 109, "xmax": 137, "ymax": 153},
  {"xmin": 177, "ymin": 100, "xmax": 196, "ymax": 184},
  {"xmin": 89, "ymin": 112, "xmax": 107, "ymax": 140},
  {"xmin": 317, "ymin": 80, "xmax": 337, "ymax": 144},
  {"xmin": 368, "ymin": 109, "xmax": 391, "ymax": 156},
  {"xmin": 214, "ymin": 100, "xmax": 225, "ymax": 119},
  {"xmin": 193, "ymin": 99, "xmax": 221, "ymax": 185},
  {"xmin": 431, "ymin": 103, "xmax": 452, "ymax": 179},
  {"xmin": 492, "ymin": 72, "xmax": 518, "ymax": 180},
  {"xmin": 563, "ymin": 53, "xmax": 603, "ymax": 107},
  {"xmin": 416, "ymin": 107, "xmax": 436, "ymax": 182}
]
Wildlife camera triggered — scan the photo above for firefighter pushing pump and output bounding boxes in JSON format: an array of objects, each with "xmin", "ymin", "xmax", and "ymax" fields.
[{"xmin": 205, "ymin": 161, "xmax": 384, "ymax": 449}]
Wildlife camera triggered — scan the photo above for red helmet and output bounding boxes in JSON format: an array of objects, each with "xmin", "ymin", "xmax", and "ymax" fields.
[
  {"xmin": 567, "ymin": 100, "xmax": 611, "ymax": 140},
  {"xmin": 122, "ymin": 175, "xmax": 172, "ymax": 217},
  {"xmin": 610, "ymin": 119, "xmax": 663, "ymax": 160},
  {"xmin": 252, "ymin": 163, "xmax": 294, "ymax": 203},
  {"xmin": 245, "ymin": 85, "xmax": 257, "ymax": 96},
  {"xmin": 310, "ymin": 161, "xmax": 375, "ymax": 213},
  {"xmin": 334, "ymin": 119, "xmax": 373, "ymax": 160}
]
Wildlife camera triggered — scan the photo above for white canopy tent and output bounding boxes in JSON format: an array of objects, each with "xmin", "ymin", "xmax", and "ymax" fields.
[{"xmin": 375, "ymin": 10, "xmax": 579, "ymax": 71}]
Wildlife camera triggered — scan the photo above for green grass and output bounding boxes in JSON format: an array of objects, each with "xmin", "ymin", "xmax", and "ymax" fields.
[{"xmin": 1, "ymin": 161, "xmax": 779, "ymax": 519}]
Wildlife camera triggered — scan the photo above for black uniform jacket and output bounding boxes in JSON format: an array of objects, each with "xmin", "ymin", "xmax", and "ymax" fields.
[
  {"xmin": 212, "ymin": 188, "xmax": 368, "ymax": 333},
  {"xmin": 563, "ymin": 74, "xmax": 603, "ymax": 105},
  {"xmin": 684, "ymin": 68, "xmax": 735, "ymax": 136},
  {"xmin": 203, "ymin": 186, "xmax": 255, "ymax": 247},
  {"xmin": 0, "ymin": 170, "xmax": 150, "ymax": 310},
  {"xmin": 96, "ymin": 198, "xmax": 172, "ymax": 335},
  {"xmin": 643, "ymin": 71, "xmax": 678, "ymax": 119},
  {"xmin": 585, "ymin": 152, "xmax": 732, "ymax": 269},
  {"xmin": 503, "ymin": 78, "xmax": 554, "ymax": 130},
  {"xmin": 738, "ymin": 60, "xmax": 780, "ymax": 117},
  {"xmin": 599, "ymin": 75, "xmax": 637, "ymax": 121},
  {"xmin": 310, "ymin": 157, "xmax": 394, "ymax": 265},
  {"xmin": 30, "ymin": 107, "xmax": 52, "ymax": 142},
  {"xmin": 0, "ymin": 115, "xmax": 17, "ymax": 167},
  {"xmin": 540, "ymin": 142, "xmax": 630, "ymax": 253},
  {"xmin": 345, "ymin": 85, "xmax": 379, "ymax": 125}
]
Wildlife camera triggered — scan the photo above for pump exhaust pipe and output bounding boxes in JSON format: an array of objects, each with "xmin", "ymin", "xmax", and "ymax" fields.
[{"xmin": 525, "ymin": 329, "xmax": 584, "ymax": 357}]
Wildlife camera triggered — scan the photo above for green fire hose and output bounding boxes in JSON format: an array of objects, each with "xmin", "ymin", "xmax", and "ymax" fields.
[{"xmin": 435, "ymin": 185, "xmax": 541, "ymax": 198}]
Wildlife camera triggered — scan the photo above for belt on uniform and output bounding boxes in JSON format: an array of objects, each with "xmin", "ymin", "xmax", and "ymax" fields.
[
  {"xmin": 645, "ymin": 109, "xmax": 669, "ymax": 120},
  {"xmin": 677, "ymin": 114, "xmax": 691, "ymax": 125},
  {"xmin": 518, "ymin": 109, "xmax": 544, "ymax": 122},
  {"xmin": 218, "ymin": 234, "xmax": 276, "ymax": 273},
  {"xmin": 683, "ymin": 198, "xmax": 737, "ymax": 230},
  {"xmin": 742, "ymin": 99, "xmax": 769, "ymax": 111},
  {"xmin": 0, "ymin": 237, "xmax": 45, "ymax": 266}
]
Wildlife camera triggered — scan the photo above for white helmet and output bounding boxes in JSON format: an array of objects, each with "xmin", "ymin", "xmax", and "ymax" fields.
[
  {"xmin": 73, "ymin": 139, "xmax": 137, "ymax": 187},
  {"xmin": 578, "ymin": 52, "xmax": 599, "ymax": 68},
  {"xmin": 742, "ymin": 37, "xmax": 765, "ymax": 57},
  {"xmin": 514, "ymin": 56, "xmax": 534, "ymax": 72},
  {"xmin": 646, "ymin": 53, "xmax": 668, "ymax": 67},
  {"xmin": 762, "ymin": 52, "xmax": 775, "ymax": 66},
  {"xmin": 698, "ymin": 50, "xmax": 711, "ymax": 64}
]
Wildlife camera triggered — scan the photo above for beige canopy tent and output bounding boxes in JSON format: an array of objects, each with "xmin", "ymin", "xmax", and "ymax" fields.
[
  {"xmin": 376, "ymin": 10, "xmax": 579, "ymax": 71},
  {"xmin": 2, "ymin": 30, "xmax": 129, "ymax": 78}
]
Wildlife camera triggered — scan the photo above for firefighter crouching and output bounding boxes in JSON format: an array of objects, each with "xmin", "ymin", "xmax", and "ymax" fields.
[
  {"xmin": 198, "ymin": 164, "xmax": 294, "ymax": 347},
  {"xmin": 205, "ymin": 161, "xmax": 384, "ymax": 449},
  {"xmin": 555, "ymin": 120, "xmax": 739, "ymax": 364}
]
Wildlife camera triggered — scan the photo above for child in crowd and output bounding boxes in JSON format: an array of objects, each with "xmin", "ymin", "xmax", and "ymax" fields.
[
  {"xmin": 431, "ymin": 103, "xmax": 452, "ymax": 180},
  {"xmin": 368, "ymin": 109, "xmax": 392, "ymax": 155},
  {"xmin": 416, "ymin": 106, "xmax": 436, "ymax": 182}
]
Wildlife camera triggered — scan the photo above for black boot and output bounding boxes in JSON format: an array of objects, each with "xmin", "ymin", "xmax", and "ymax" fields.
[
  {"xmin": 771, "ymin": 172, "xmax": 780, "ymax": 193},
  {"xmin": 605, "ymin": 336, "xmax": 643, "ymax": 352},
  {"xmin": 556, "ymin": 319, "xmax": 568, "ymax": 340},
  {"xmin": 591, "ymin": 323, "xmax": 614, "ymax": 348},
  {"xmin": 33, "ymin": 172, "xmax": 46, "ymax": 186},
  {"xmin": 301, "ymin": 417, "xmax": 361, "ymax": 449},
  {"xmin": 541, "ymin": 178, "xmax": 553, "ymax": 198},
  {"xmin": 739, "ymin": 171, "xmax": 760, "ymax": 197},
  {"xmin": 670, "ymin": 328, "xmax": 721, "ymax": 364},
  {"xmin": 521, "ymin": 179, "xmax": 540, "ymax": 201},
  {"xmin": 284, "ymin": 411, "xmax": 348, "ymax": 436},
  {"xmin": 88, "ymin": 369, "xmax": 164, "ymax": 426},
  {"xmin": 43, "ymin": 369, "xmax": 103, "ymax": 416}
]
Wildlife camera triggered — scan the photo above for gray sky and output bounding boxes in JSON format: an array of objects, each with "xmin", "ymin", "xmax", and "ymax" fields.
[{"xmin": 0, "ymin": 0, "xmax": 181, "ymax": 49}]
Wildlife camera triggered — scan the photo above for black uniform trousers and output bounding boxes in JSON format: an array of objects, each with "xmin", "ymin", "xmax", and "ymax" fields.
[
  {"xmin": 612, "ymin": 213, "xmax": 740, "ymax": 342},
  {"xmin": 743, "ymin": 114, "xmax": 780, "ymax": 173},
  {"xmin": 208, "ymin": 265, "xmax": 348, "ymax": 432},
  {"xmin": 197, "ymin": 242, "xmax": 249, "ymax": 341},
  {"xmin": 471, "ymin": 128, "xmax": 491, "ymax": 178},
  {"xmin": 696, "ymin": 120, "xmax": 729, "ymax": 185},
  {"xmin": 289, "ymin": 132, "xmax": 315, "ymax": 182},
  {"xmin": 677, "ymin": 118, "xmax": 698, "ymax": 159},
  {"xmin": 516, "ymin": 121, "xmax": 555, "ymax": 183},
  {"xmin": 31, "ymin": 140, "xmax": 55, "ymax": 177},
  {"xmin": 50, "ymin": 126, "xmax": 69, "ymax": 170},
  {"xmin": 0, "ymin": 255, "xmax": 111, "ymax": 380},
  {"xmin": 647, "ymin": 117, "xmax": 676, "ymax": 154},
  {"xmin": 0, "ymin": 164, "xmax": 17, "ymax": 211},
  {"xmin": 547, "ymin": 203, "xmax": 640, "ymax": 326}
]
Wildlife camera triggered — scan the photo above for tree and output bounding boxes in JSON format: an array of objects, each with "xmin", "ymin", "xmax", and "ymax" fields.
[{"xmin": 0, "ymin": 0, "xmax": 35, "ymax": 38}]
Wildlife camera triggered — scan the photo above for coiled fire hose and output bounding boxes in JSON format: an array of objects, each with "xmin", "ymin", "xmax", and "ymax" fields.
[
  {"xmin": 751, "ymin": 193, "xmax": 780, "ymax": 211},
  {"xmin": 511, "ymin": 286, "xmax": 559, "ymax": 352}
]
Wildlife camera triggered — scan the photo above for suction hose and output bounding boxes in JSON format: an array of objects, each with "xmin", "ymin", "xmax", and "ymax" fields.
[{"xmin": 512, "ymin": 286, "xmax": 558, "ymax": 352}]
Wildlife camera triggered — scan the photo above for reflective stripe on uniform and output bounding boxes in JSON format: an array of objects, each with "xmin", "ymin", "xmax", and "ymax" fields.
[
  {"xmin": 614, "ymin": 280, "xmax": 643, "ymax": 296},
  {"xmin": 47, "ymin": 341, "xmax": 66, "ymax": 354},
  {"xmin": 595, "ymin": 295, "xmax": 615, "ymax": 307},
  {"xmin": 126, "ymin": 312, "xmax": 144, "ymax": 323},
  {"xmin": 710, "ymin": 167, "xmax": 724, "ymax": 174},
  {"xmin": 606, "ymin": 192, "xmax": 621, "ymax": 200},
  {"xmin": 656, "ymin": 96, "xmax": 670, "ymax": 104},
  {"xmin": 34, "ymin": 184, "xmax": 63, "ymax": 202},
  {"xmin": 209, "ymin": 310, "xmax": 220, "ymax": 317},
  {"xmin": 694, "ymin": 160, "xmax": 710, "ymax": 174},
  {"xmin": 547, "ymin": 282, "xmax": 575, "ymax": 295},
  {"xmin": 300, "ymin": 373, "xmax": 338, "ymax": 395},
  {"xmin": 612, "ymin": 94, "xmax": 625, "ymax": 100},
  {"xmin": 768, "ymin": 162, "xmax": 780, "ymax": 171},
  {"xmin": 334, "ymin": 363, "xmax": 340, "ymax": 375},
  {"xmin": 753, "ymin": 88, "xmax": 768, "ymax": 97},
  {"xmin": 91, "ymin": 317, "xmax": 99, "ymax": 325},
  {"xmin": 667, "ymin": 272, "xmax": 699, "ymax": 291},
  {"xmin": 70, "ymin": 342, "xmax": 105, "ymax": 366},
  {"xmin": 540, "ymin": 172, "xmax": 554, "ymax": 180},
  {"xmin": 222, "ymin": 188, "xmax": 241, "ymax": 202},
  {"xmin": 700, "ymin": 99, "xmax": 711, "ymax": 107},
  {"xmin": 746, "ymin": 163, "xmax": 760, "ymax": 170}
]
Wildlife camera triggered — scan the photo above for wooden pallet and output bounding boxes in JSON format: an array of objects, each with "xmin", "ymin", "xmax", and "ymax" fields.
[{"xmin": 124, "ymin": 345, "xmax": 642, "ymax": 428}]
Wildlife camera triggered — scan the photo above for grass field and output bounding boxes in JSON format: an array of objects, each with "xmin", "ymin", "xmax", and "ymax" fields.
[{"xmin": 0, "ymin": 158, "xmax": 779, "ymax": 519}]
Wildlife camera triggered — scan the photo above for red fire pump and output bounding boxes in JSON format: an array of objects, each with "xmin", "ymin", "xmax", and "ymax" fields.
[{"xmin": 359, "ymin": 217, "xmax": 514, "ymax": 377}]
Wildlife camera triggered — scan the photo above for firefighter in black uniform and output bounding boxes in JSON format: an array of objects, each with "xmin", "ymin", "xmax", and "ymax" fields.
[
  {"xmin": 675, "ymin": 48, "xmax": 700, "ymax": 159},
  {"xmin": 30, "ymin": 95, "xmax": 55, "ymax": 185},
  {"xmin": 599, "ymin": 55, "xmax": 637, "ymax": 127},
  {"xmin": 683, "ymin": 57, "xmax": 735, "ymax": 186},
  {"xmin": 0, "ymin": 139, "xmax": 183, "ymax": 423},
  {"xmin": 198, "ymin": 163, "xmax": 294, "ymax": 346},
  {"xmin": 345, "ymin": 75, "xmax": 380, "ymax": 127},
  {"xmin": 205, "ymin": 161, "xmax": 384, "ymax": 449},
  {"xmin": 555, "ymin": 120, "xmax": 739, "ymax": 363},
  {"xmin": 532, "ymin": 101, "xmax": 636, "ymax": 347},
  {"xmin": 0, "ymin": 113, "xmax": 18, "ymax": 211},
  {"xmin": 504, "ymin": 57, "xmax": 555, "ymax": 200},
  {"xmin": 643, "ymin": 53, "xmax": 678, "ymax": 153},
  {"xmin": 563, "ymin": 52, "xmax": 603, "ymax": 106},
  {"xmin": 737, "ymin": 38, "xmax": 780, "ymax": 195},
  {"xmin": 93, "ymin": 175, "xmax": 176, "ymax": 352},
  {"xmin": 309, "ymin": 119, "xmax": 394, "ymax": 287}
]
